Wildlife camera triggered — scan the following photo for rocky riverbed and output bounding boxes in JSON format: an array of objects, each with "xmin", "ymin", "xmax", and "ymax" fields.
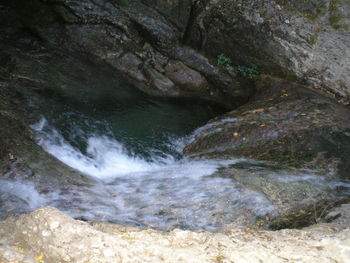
[{"xmin": 1, "ymin": 0, "xmax": 350, "ymax": 262}]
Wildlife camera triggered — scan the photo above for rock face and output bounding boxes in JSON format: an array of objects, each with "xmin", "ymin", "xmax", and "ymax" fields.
[
  {"xmin": 3, "ymin": 0, "xmax": 350, "ymax": 102},
  {"xmin": 0, "ymin": 48, "xmax": 98, "ymax": 218},
  {"xmin": 1, "ymin": 0, "xmax": 249, "ymax": 108},
  {"xmin": 184, "ymin": 77, "xmax": 350, "ymax": 177},
  {"xmin": 0, "ymin": 206, "xmax": 350, "ymax": 263},
  {"xmin": 185, "ymin": 0, "xmax": 350, "ymax": 100}
]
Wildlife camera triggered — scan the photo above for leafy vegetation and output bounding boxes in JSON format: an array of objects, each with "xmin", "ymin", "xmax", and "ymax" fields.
[
  {"xmin": 237, "ymin": 65, "xmax": 260, "ymax": 79},
  {"xmin": 217, "ymin": 53, "xmax": 233, "ymax": 71},
  {"xmin": 117, "ymin": 0, "xmax": 131, "ymax": 6},
  {"xmin": 217, "ymin": 54, "xmax": 260, "ymax": 79}
]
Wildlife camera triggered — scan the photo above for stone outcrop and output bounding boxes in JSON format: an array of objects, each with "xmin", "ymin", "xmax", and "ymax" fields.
[
  {"xmin": 3, "ymin": 0, "xmax": 350, "ymax": 103},
  {"xmin": 212, "ymin": 163, "xmax": 342, "ymax": 230},
  {"xmin": 0, "ymin": 206, "xmax": 350, "ymax": 263},
  {"xmin": 0, "ymin": 2, "xmax": 350, "ymax": 260},
  {"xmin": 184, "ymin": 0, "xmax": 350, "ymax": 100},
  {"xmin": 1, "ymin": 0, "xmax": 249, "ymax": 108},
  {"xmin": 184, "ymin": 77, "xmax": 350, "ymax": 177}
]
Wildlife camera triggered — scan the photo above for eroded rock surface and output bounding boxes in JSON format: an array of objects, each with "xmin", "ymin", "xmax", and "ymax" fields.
[
  {"xmin": 184, "ymin": 77, "xmax": 350, "ymax": 177},
  {"xmin": 0, "ymin": 206, "xmax": 350, "ymax": 263},
  {"xmin": 1, "ymin": 1, "xmax": 350, "ymax": 261},
  {"xmin": 185, "ymin": 0, "xmax": 350, "ymax": 99},
  {"xmin": 183, "ymin": 77, "xmax": 350, "ymax": 227},
  {"xmin": 3, "ymin": 0, "xmax": 350, "ymax": 103},
  {"xmin": 1, "ymin": 0, "xmax": 248, "ymax": 108},
  {"xmin": 0, "ymin": 53, "xmax": 98, "ymax": 219}
]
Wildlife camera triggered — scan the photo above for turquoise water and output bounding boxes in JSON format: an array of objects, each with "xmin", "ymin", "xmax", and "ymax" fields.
[{"xmin": 30, "ymin": 88, "xmax": 225, "ymax": 160}]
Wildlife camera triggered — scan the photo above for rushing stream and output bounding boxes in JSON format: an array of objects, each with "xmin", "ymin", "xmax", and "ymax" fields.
[
  {"xmin": 1, "ymin": 85, "xmax": 345, "ymax": 231},
  {"xmin": 22, "ymin": 88, "xmax": 276, "ymax": 231},
  {"xmin": 1, "ymin": 47, "xmax": 350, "ymax": 231}
]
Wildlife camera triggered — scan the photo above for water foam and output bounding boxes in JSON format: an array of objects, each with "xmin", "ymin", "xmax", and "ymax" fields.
[
  {"xmin": 0, "ymin": 178, "xmax": 43, "ymax": 217},
  {"xmin": 27, "ymin": 117, "xmax": 279, "ymax": 230},
  {"xmin": 31, "ymin": 118, "xmax": 169, "ymax": 179},
  {"xmin": 25, "ymin": 117, "xmax": 350, "ymax": 231}
]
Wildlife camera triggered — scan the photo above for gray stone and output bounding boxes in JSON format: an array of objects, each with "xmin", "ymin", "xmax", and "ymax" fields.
[
  {"xmin": 1, "ymin": 0, "xmax": 251, "ymax": 108},
  {"xmin": 0, "ymin": 206, "xmax": 350, "ymax": 263},
  {"xmin": 165, "ymin": 60, "xmax": 209, "ymax": 94},
  {"xmin": 141, "ymin": 0, "xmax": 193, "ymax": 33},
  {"xmin": 184, "ymin": 77, "xmax": 350, "ymax": 177},
  {"xmin": 185, "ymin": 0, "xmax": 350, "ymax": 99}
]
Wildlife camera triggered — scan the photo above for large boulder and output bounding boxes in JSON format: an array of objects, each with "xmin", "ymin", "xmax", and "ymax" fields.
[
  {"xmin": 212, "ymin": 162, "xmax": 341, "ymax": 229},
  {"xmin": 0, "ymin": 206, "xmax": 350, "ymax": 262},
  {"xmin": 184, "ymin": 77, "xmax": 350, "ymax": 177},
  {"xmin": 185, "ymin": 0, "xmax": 350, "ymax": 100},
  {"xmin": 182, "ymin": 77, "xmax": 350, "ymax": 229}
]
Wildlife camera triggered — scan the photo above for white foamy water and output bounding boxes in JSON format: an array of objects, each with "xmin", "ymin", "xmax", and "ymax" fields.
[
  {"xmin": 26, "ymin": 117, "xmax": 278, "ymax": 230},
  {"xmin": 5, "ymin": 117, "xmax": 343, "ymax": 230},
  {"xmin": 31, "ymin": 118, "xmax": 165, "ymax": 179},
  {"xmin": 0, "ymin": 179, "xmax": 43, "ymax": 215},
  {"xmin": 31, "ymin": 118, "xmax": 240, "ymax": 180}
]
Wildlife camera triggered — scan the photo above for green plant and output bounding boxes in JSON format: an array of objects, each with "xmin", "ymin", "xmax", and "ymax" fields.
[
  {"xmin": 217, "ymin": 53, "xmax": 233, "ymax": 71},
  {"xmin": 117, "ymin": 0, "xmax": 130, "ymax": 6},
  {"xmin": 307, "ymin": 33, "xmax": 318, "ymax": 45},
  {"xmin": 237, "ymin": 65, "xmax": 260, "ymax": 79}
]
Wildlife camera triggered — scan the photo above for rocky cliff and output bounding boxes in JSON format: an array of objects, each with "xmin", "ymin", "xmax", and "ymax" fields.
[
  {"xmin": 0, "ymin": 1, "xmax": 350, "ymax": 262},
  {"xmin": 3, "ymin": 0, "xmax": 350, "ymax": 103}
]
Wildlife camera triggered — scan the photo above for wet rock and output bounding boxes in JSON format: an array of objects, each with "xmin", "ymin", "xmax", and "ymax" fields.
[
  {"xmin": 0, "ymin": 109, "xmax": 95, "ymax": 184},
  {"xmin": 0, "ymin": 40, "xmax": 141, "ymax": 104},
  {"xmin": 210, "ymin": 160, "xmax": 343, "ymax": 229},
  {"xmin": 184, "ymin": 77, "xmax": 350, "ymax": 177},
  {"xmin": 113, "ymin": 52, "xmax": 214, "ymax": 99},
  {"xmin": 133, "ymin": 16, "xmax": 179, "ymax": 55},
  {"xmin": 0, "ymin": 60, "xmax": 97, "ymax": 218},
  {"xmin": 324, "ymin": 211, "xmax": 342, "ymax": 222},
  {"xmin": 115, "ymin": 52, "xmax": 147, "ymax": 82},
  {"xmin": 1, "ymin": 206, "xmax": 350, "ymax": 262}
]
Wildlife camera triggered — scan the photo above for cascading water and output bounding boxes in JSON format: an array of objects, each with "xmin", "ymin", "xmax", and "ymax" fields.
[
  {"xmin": 1, "ymin": 85, "xmax": 350, "ymax": 231},
  {"xmin": 24, "ymin": 92, "xmax": 277, "ymax": 230},
  {"xmin": 1, "ymin": 48, "xmax": 349, "ymax": 231}
]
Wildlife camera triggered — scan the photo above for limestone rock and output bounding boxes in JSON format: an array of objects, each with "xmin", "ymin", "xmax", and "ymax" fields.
[
  {"xmin": 185, "ymin": 0, "xmax": 350, "ymax": 99},
  {"xmin": 184, "ymin": 77, "xmax": 350, "ymax": 177},
  {"xmin": 165, "ymin": 60, "xmax": 209, "ymax": 95},
  {"xmin": 212, "ymin": 163, "xmax": 339, "ymax": 229},
  {"xmin": 1, "ymin": 206, "xmax": 350, "ymax": 262}
]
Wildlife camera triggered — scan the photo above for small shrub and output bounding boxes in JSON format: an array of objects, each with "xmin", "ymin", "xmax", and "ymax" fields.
[
  {"xmin": 118, "ymin": 0, "xmax": 130, "ymax": 6},
  {"xmin": 217, "ymin": 53, "xmax": 233, "ymax": 71},
  {"xmin": 237, "ymin": 65, "xmax": 260, "ymax": 79}
]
